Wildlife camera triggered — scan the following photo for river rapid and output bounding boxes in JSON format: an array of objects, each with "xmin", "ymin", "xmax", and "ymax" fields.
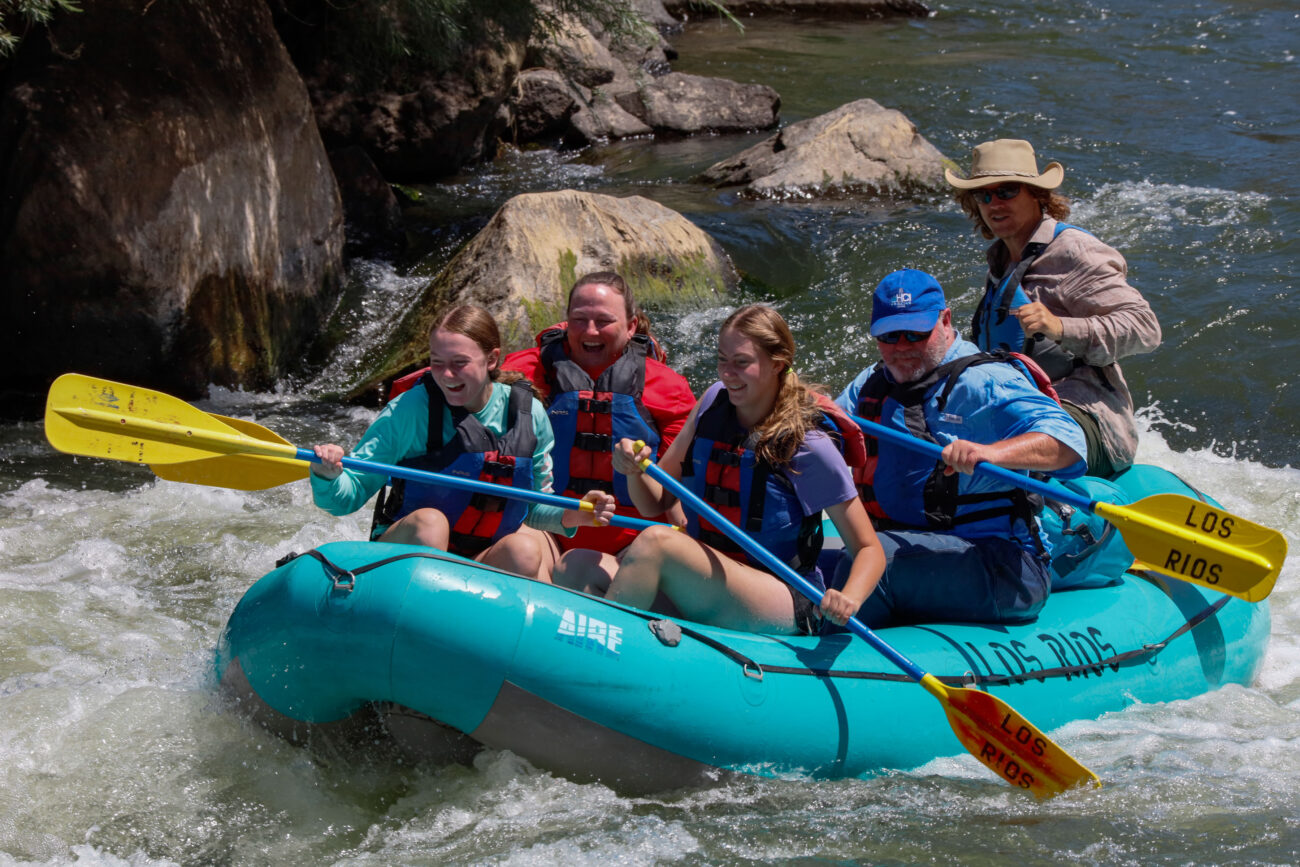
[{"xmin": 3, "ymin": 0, "xmax": 1299, "ymax": 864}]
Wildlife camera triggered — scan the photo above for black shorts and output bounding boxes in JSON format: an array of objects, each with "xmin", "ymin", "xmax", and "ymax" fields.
[{"xmin": 789, "ymin": 583, "xmax": 818, "ymax": 635}]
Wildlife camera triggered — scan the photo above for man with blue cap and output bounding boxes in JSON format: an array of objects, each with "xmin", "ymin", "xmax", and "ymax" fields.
[{"xmin": 828, "ymin": 268, "xmax": 1087, "ymax": 629}]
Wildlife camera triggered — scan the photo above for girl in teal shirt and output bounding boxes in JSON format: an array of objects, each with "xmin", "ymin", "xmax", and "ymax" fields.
[{"xmin": 310, "ymin": 305, "xmax": 615, "ymax": 582}]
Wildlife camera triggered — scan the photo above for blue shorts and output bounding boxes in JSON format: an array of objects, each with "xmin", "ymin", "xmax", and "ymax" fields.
[{"xmin": 827, "ymin": 530, "xmax": 1050, "ymax": 630}]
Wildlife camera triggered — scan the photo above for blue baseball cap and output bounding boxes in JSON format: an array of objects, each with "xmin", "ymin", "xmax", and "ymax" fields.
[{"xmin": 869, "ymin": 269, "xmax": 948, "ymax": 337}]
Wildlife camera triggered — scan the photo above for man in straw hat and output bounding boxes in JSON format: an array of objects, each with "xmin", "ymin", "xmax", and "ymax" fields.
[{"xmin": 947, "ymin": 139, "xmax": 1161, "ymax": 477}]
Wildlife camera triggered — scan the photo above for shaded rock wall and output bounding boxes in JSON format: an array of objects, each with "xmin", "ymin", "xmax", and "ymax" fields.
[{"xmin": 0, "ymin": 0, "xmax": 343, "ymax": 405}]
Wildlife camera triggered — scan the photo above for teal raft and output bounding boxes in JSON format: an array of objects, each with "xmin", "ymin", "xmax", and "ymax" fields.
[{"xmin": 216, "ymin": 465, "xmax": 1271, "ymax": 792}]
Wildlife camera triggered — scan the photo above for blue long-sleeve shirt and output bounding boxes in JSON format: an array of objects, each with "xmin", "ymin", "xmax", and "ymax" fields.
[{"xmin": 836, "ymin": 337, "xmax": 1086, "ymax": 515}]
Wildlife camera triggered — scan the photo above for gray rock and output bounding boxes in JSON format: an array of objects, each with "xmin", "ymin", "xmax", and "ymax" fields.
[
  {"xmin": 526, "ymin": 15, "xmax": 622, "ymax": 89},
  {"xmin": 308, "ymin": 35, "xmax": 527, "ymax": 181},
  {"xmin": 617, "ymin": 72, "xmax": 780, "ymax": 134},
  {"xmin": 700, "ymin": 98, "xmax": 948, "ymax": 198},
  {"xmin": 511, "ymin": 68, "xmax": 581, "ymax": 141},
  {"xmin": 569, "ymin": 91, "xmax": 655, "ymax": 143},
  {"xmin": 353, "ymin": 189, "xmax": 737, "ymax": 396},
  {"xmin": 0, "ymin": 0, "xmax": 343, "ymax": 403}
]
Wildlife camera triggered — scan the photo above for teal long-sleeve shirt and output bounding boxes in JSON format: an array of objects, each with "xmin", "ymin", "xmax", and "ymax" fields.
[{"xmin": 309, "ymin": 379, "xmax": 570, "ymax": 534}]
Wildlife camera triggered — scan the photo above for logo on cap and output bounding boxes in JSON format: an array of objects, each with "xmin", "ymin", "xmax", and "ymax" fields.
[{"xmin": 892, "ymin": 292, "xmax": 912, "ymax": 308}]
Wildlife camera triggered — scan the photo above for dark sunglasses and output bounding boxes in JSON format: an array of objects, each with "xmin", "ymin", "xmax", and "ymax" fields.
[
  {"xmin": 877, "ymin": 329, "xmax": 933, "ymax": 344},
  {"xmin": 974, "ymin": 183, "xmax": 1023, "ymax": 204}
]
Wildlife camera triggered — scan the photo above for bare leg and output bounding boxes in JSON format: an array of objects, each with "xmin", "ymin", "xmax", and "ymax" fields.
[
  {"xmin": 477, "ymin": 525, "xmax": 559, "ymax": 582},
  {"xmin": 377, "ymin": 507, "xmax": 451, "ymax": 549},
  {"xmin": 553, "ymin": 548, "xmax": 619, "ymax": 596},
  {"xmin": 609, "ymin": 525, "xmax": 797, "ymax": 633}
]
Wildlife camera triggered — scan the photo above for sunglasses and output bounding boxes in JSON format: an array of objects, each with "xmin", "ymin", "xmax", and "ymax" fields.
[
  {"xmin": 974, "ymin": 183, "xmax": 1023, "ymax": 204},
  {"xmin": 877, "ymin": 329, "xmax": 933, "ymax": 344}
]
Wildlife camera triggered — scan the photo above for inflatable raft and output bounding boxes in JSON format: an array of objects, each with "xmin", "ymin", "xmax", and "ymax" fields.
[{"xmin": 216, "ymin": 465, "xmax": 1271, "ymax": 792}]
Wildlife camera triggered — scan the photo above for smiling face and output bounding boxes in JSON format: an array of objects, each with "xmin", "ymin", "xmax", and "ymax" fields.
[
  {"xmin": 877, "ymin": 309, "xmax": 955, "ymax": 384},
  {"xmin": 428, "ymin": 328, "xmax": 500, "ymax": 412},
  {"xmin": 717, "ymin": 326, "xmax": 785, "ymax": 426},
  {"xmin": 976, "ymin": 182, "xmax": 1045, "ymax": 255},
  {"xmin": 565, "ymin": 282, "xmax": 637, "ymax": 373}
]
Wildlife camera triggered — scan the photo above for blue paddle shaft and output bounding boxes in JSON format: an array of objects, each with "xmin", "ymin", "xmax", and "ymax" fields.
[
  {"xmin": 296, "ymin": 448, "xmax": 662, "ymax": 533},
  {"xmin": 848, "ymin": 412, "xmax": 1094, "ymax": 514},
  {"xmin": 638, "ymin": 459, "xmax": 927, "ymax": 683}
]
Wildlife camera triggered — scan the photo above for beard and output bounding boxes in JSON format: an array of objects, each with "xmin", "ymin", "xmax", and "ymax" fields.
[{"xmin": 883, "ymin": 338, "xmax": 950, "ymax": 384}]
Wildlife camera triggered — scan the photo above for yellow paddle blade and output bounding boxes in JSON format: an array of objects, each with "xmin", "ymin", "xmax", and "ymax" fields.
[
  {"xmin": 150, "ymin": 415, "xmax": 309, "ymax": 490},
  {"xmin": 1097, "ymin": 494, "xmax": 1287, "ymax": 602},
  {"xmin": 44, "ymin": 373, "xmax": 297, "ymax": 466},
  {"xmin": 921, "ymin": 675, "xmax": 1100, "ymax": 798}
]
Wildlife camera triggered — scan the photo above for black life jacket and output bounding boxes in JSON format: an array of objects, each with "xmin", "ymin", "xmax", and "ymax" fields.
[
  {"xmin": 371, "ymin": 375, "xmax": 536, "ymax": 557},
  {"xmin": 851, "ymin": 352, "xmax": 1053, "ymax": 552}
]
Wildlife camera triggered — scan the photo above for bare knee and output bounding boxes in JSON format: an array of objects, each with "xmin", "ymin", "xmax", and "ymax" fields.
[
  {"xmin": 620, "ymin": 525, "xmax": 677, "ymax": 568},
  {"xmin": 482, "ymin": 532, "xmax": 544, "ymax": 580},
  {"xmin": 380, "ymin": 508, "xmax": 450, "ymax": 549},
  {"xmin": 554, "ymin": 548, "xmax": 617, "ymax": 595}
]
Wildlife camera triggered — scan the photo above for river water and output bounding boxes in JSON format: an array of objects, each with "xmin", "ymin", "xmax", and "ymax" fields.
[{"xmin": 3, "ymin": 0, "xmax": 1299, "ymax": 864}]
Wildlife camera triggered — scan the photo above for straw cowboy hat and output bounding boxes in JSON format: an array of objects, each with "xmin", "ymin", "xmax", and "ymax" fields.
[{"xmin": 945, "ymin": 139, "xmax": 1064, "ymax": 190}]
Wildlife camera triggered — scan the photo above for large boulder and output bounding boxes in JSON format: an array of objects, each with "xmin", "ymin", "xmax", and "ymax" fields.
[
  {"xmin": 0, "ymin": 0, "xmax": 343, "ymax": 407},
  {"xmin": 699, "ymin": 98, "xmax": 949, "ymax": 198},
  {"xmin": 307, "ymin": 36, "xmax": 528, "ymax": 181},
  {"xmin": 569, "ymin": 89, "xmax": 655, "ymax": 144},
  {"xmin": 349, "ymin": 190, "xmax": 737, "ymax": 399},
  {"xmin": 510, "ymin": 68, "xmax": 583, "ymax": 142},
  {"xmin": 525, "ymin": 14, "xmax": 624, "ymax": 89},
  {"xmin": 616, "ymin": 72, "xmax": 780, "ymax": 135},
  {"xmin": 512, "ymin": 10, "xmax": 653, "ymax": 146}
]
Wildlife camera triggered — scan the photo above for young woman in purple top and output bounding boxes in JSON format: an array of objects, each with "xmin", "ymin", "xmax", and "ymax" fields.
[{"xmin": 603, "ymin": 305, "xmax": 886, "ymax": 636}]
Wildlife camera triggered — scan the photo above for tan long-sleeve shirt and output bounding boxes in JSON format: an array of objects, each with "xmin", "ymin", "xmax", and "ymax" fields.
[{"xmin": 984, "ymin": 217, "xmax": 1162, "ymax": 470}]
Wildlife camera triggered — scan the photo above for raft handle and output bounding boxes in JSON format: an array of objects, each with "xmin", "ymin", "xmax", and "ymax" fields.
[
  {"xmin": 743, "ymin": 661, "xmax": 764, "ymax": 681},
  {"xmin": 331, "ymin": 569, "xmax": 356, "ymax": 593}
]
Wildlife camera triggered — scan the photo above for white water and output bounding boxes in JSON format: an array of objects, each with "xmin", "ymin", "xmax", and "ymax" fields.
[
  {"xmin": 6, "ymin": 0, "xmax": 1300, "ymax": 858},
  {"xmin": 2, "ymin": 405, "xmax": 1298, "ymax": 865}
]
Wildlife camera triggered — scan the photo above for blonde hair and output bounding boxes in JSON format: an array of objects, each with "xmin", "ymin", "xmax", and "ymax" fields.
[
  {"xmin": 954, "ymin": 186, "xmax": 1072, "ymax": 241},
  {"xmin": 430, "ymin": 305, "xmax": 537, "ymax": 396},
  {"xmin": 720, "ymin": 305, "xmax": 824, "ymax": 468}
]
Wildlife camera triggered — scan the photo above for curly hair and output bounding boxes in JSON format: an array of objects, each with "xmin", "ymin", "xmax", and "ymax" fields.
[
  {"xmin": 720, "ymin": 305, "xmax": 825, "ymax": 468},
  {"xmin": 954, "ymin": 186, "xmax": 1072, "ymax": 240}
]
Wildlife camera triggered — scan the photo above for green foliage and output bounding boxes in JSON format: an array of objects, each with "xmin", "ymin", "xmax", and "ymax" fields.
[
  {"xmin": 556, "ymin": 248, "xmax": 578, "ymax": 297},
  {"xmin": 0, "ymin": 0, "xmax": 81, "ymax": 56}
]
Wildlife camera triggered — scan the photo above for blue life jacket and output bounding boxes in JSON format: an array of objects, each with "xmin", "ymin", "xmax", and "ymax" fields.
[
  {"xmin": 539, "ymin": 328, "xmax": 660, "ymax": 506},
  {"xmin": 374, "ymin": 375, "xmax": 536, "ymax": 556},
  {"xmin": 681, "ymin": 385, "xmax": 829, "ymax": 588},
  {"xmin": 1039, "ymin": 475, "xmax": 1133, "ymax": 590},
  {"xmin": 853, "ymin": 355, "xmax": 1048, "ymax": 555},
  {"xmin": 971, "ymin": 222, "xmax": 1099, "ymax": 382}
]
